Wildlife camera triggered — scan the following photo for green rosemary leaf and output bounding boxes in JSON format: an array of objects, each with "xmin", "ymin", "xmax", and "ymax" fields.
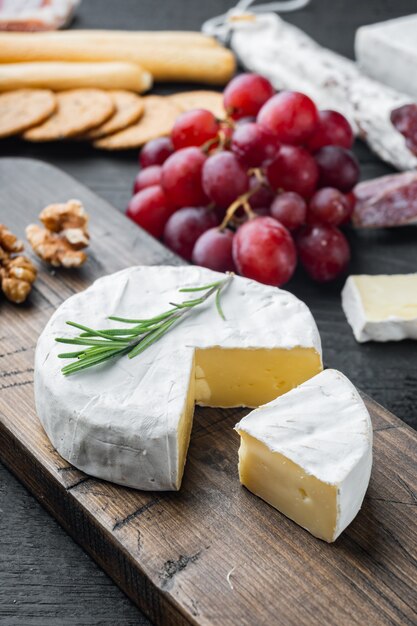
[
  {"xmin": 58, "ymin": 274, "xmax": 233, "ymax": 376},
  {"xmin": 58, "ymin": 350, "xmax": 86, "ymax": 359},
  {"xmin": 108, "ymin": 309, "xmax": 174, "ymax": 324},
  {"xmin": 169, "ymin": 297, "xmax": 204, "ymax": 309},
  {"xmin": 179, "ymin": 280, "xmax": 222, "ymax": 293},
  {"xmin": 215, "ymin": 286, "xmax": 226, "ymax": 321},
  {"xmin": 79, "ymin": 328, "xmax": 139, "ymax": 337},
  {"xmin": 128, "ymin": 317, "xmax": 178, "ymax": 359},
  {"xmin": 66, "ymin": 320, "xmax": 127, "ymax": 342},
  {"xmin": 56, "ymin": 337, "xmax": 129, "ymax": 348},
  {"xmin": 62, "ymin": 346, "xmax": 130, "ymax": 376}
]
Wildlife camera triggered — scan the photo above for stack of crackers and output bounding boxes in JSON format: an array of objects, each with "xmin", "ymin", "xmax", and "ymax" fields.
[{"xmin": 0, "ymin": 88, "xmax": 225, "ymax": 149}]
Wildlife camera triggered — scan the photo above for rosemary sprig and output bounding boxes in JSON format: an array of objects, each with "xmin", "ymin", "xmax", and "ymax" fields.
[{"xmin": 56, "ymin": 273, "xmax": 233, "ymax": 376}]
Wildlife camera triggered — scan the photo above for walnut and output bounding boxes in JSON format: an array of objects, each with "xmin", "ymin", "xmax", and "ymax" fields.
[
  {"xmin": 0, "ymin": 223, "xmax": 24, "ymax": 253},
  {"xmin": 39, "ymin": 199, "xmax": 88, "ymax": 232},
  {"xmin": 0, "ymin": 225, "xmax": 37, "ymax": 304},
  {"xmin": 26, "ymin": 224, "xmax": 87, "ymax": 268},
  {"xmin": 26, "ymin": 199, "xmax": 90, "ymax": 267}
]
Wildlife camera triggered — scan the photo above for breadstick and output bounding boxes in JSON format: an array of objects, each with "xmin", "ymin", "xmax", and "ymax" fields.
[
  {"xmin": 0, "ymin": 62, "xmax": 152, "ymax": 93},
  {"xmin": 36, "ymin": 30, "xmax": 222, "ymax": 48},
  {"xmin": 0, "ymin": 34, "xmax": 236, "ymax": 85}
]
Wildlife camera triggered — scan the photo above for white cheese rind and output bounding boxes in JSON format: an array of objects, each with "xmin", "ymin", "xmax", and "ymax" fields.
[
  {"xmin": 355, "ymin": 15, "xmax": 417, "ymax": 99},
  {"xmin": 35, "ymin": 265, "xmax": 322, "ymax": 490},
  {"xmin": 341, "ymin": 275, "xmax": 417, "ymax": 343},
  {"xmin": 235, "ymin": 369, "xmax": 373, "ymax": 540}
]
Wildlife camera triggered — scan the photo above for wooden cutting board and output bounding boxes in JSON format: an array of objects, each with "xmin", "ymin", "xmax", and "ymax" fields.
[{"xmin": 0, "ymin": 158, "xmax": 416, "ymax": 626}]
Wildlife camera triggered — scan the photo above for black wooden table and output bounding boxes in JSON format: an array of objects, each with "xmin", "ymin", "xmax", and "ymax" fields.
[{"xmin": 1, "ymin": 1, "xmax": 416, "ymax": 624}]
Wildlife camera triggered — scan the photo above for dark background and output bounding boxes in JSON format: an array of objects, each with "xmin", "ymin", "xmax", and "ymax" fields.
[{"xmin": 1, "ymin": 1, "xmax": 416, "ymax": 624}]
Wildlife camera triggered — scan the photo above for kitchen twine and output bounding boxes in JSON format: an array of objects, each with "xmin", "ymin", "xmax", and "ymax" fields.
[{"xmin": 202, "ymin": 0, "xmax": 311, "ymax": 40}]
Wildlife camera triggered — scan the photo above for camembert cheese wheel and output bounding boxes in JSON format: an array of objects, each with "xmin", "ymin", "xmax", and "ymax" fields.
[
  {"xmin": 35, "ymin": 265, "xmax": 322, "ymax": 490},
  {"xmin": 235, "ymin": 369, "xmax": 373, "ymax": 542}
]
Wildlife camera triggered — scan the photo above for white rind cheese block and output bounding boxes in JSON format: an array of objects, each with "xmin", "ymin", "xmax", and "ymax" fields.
[
  {"xmin": 342, "ymin": 274, "xmax": 417, "ymax": 343},
  {"xmin": 35, "ymin": 265, "xmax": 322, "ymax": 491},
  {"xmin": 235, "ymin": 369, "xmax": 373, "ymax": 542},
  {"xmin": 356, "ymin": 15, "xmax": 417, "ymax": 99}
]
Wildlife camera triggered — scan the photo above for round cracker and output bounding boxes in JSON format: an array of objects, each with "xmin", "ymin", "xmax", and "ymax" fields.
[
  {"xmin": 0, "ymin": 89, "xmax": 56, "ymax": 139},
  {"xmin": 169, "ymin": 90, "xmax": 225, "ymax": 119},
  {"xmin": 23, "ymin": 89, "xmax": 114, "ymax": 141},
  {"xmin": 94, "ymin": 95, "xmax": 180, "ymax": 150},
  {"xmin": 81, "ymin": 91, "xmax": 144, "ymax": 140}
]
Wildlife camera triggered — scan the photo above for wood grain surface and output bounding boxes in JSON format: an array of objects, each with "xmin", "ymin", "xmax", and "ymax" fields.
[{"xmin": 0, "ymin": 158, "xmax": 416, "ymax": 626}]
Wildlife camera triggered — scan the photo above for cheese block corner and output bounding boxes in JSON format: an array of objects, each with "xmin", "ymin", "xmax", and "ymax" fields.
[
  {"xmin": 35, "ymin": 265, "xmax": 322, "ymax": 490},
  {"xmin": 342, "ymin": 274, "xmax": 417, "ymax": 342},
  {"xmin": 235, "ymin": 369, "xmax": 373, "ymax": 542}
]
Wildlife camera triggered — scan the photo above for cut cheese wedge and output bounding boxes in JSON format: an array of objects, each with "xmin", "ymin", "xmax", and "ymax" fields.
[
  {"xmin": 35, "ymin": 266, "xmax": 322, "ymax": 490},
  {"xmin": 235, "ymin": 369, "xmax": 372, "ymax": 542},
  {"xmin": 342, "ymin": 274, "xmax": 417, "ymax": 342}
]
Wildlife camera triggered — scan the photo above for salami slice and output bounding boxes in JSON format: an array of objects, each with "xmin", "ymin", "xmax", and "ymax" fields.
[
  {"xmin": 0, "ymin": 0, "xmax": 80, "ymax": 32},
  {"xmin": 353, "ymin": 172, "xmax": 417, "ymax": 228}
]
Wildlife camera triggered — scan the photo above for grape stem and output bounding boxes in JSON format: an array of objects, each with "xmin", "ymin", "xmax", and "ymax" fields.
[
  {"xmin": 218, "ymin": 184, "xmax": 260, "ymax": 231},
  {"xmin": 249, "ymin": 167, "xmax": 267, "ymax": 185},
  {"xmin": 201, "ymin": 126, "xmax": 233, "ymax": 154}
]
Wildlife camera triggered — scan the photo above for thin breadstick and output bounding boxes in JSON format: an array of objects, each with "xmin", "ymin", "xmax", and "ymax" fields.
[
  {"xmin": 0, "ymin": 62, "xmax": 152, "ymax": 93},
  {"xmin": 0, "ymin": 34, "xmax": 236, "ymax": 85},
  {"xmin": 36, "ymin": 30, "xmax": 222, "ymax": 48}
]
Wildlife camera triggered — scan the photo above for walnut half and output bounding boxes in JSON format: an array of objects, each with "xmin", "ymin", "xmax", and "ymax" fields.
[
  {"xmin": 26, "ymin": 199, "xmax": 90, "ymax": 268},
  {"xmin": 0, "ymin": 224, "xmax": 37, "ymax": 304},
  {"xmin": 26, "ymin": 224, "xmax": 87, "ymax": 268}
]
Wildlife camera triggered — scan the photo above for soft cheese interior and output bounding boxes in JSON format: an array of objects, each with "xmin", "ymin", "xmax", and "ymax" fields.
[
  {"xmin": 35, "ymin": 266, "xmax": 322, "ymax": 491},
  {"xmin": 235, "ymin": 369, "xmax": 373, "ymax": 542},
  {"xmin": 352, "ymin": 274, "xmax": 417, "ymax": 321},
  {"xmin": 342, "ymin": 274, "xmax": 417, "ymax": 342}
]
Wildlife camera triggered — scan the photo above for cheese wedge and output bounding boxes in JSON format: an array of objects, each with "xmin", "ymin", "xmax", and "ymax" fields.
[
  {"xmin": 342, "ymin": 274, "xmax": 417, "ymax": 342},
  {"xmin": 35, "ymin": 266, "xmax": 322, "ymax": 490},
  {"xmin": 235, "ymin": 369, "xmax": 373, "ymax": 542}
]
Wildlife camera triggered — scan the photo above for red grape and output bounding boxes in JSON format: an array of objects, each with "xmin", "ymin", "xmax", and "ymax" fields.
[
  {"xmin": 253, "ymin": 206, "xmax": 270, "ymax": 217},
  {"xmin": 315, "ymin": 146, "xmax": 359, "ymax": 192},
  {"xmin": 133, "ymin": 165, "xmax": 162, "ymax": 193},
  {"xmin": 192, "ymin": 227, "xmax": 235, "ymax": 272},
  {"xmin": 257, "ymin": 91, "xmax": 318, "ymax": 144},
  {"xmin": 341, "ymin": 191, "xmax": 356, "ymax": 224},
  {"xmin": 126, "ymin": 185, "xmax": 172, "ymax": 238},
  {"xmin": 139, "ymin": 137, "xmax": 174, "ymax": 168},
  {"xmin": 171, "ymin": 109, "xmax": 219, "ymax": 150},
  {"xmin": 296, "ymin": 224, "xmax": 350, "ymax": 282},
  {"xmin": 266, "ymin": 145, "xmax": 319, "ymax": 198},
  {"xmin": 233, "ymin": 217, "xmax": 297, "ymax": 286},
  {"xmin": 235, "ymin": 116, "xmax": 257, "ymax": 126},
  {"xmin": 270, "ymin": 192, "xmax": 307, "ymax": 230},
  {"xmin": 163, "ymin": 207, "xmax": 218, "ymax": 260},
  {"xmin": 308, "ymin": 187, "xmax": 350, "ymax": 226},
  {"xmin": 248, "ymin": 176, "xmax": 275, "ymax": 209},
  {"xmin": 161, "ymin": 147, "xmax": 208, "ymax": 208},
  {"xmin": 390, "ymin": 104, "xmax": 417, "ymax": 155},
  {"xmin": 223, "ymin": 73, "xmax": 275, "ymax": 120},
  {"xmin": 202, "ymin": 152, "xmax": 249, "ymax": 208},
  {"xmin": 306, "ymin": 110, "xmax": 354, "ymax": 152},
  {"xmin": 231, "ymin": 122, "xmax": 280, "ymax": 167}
]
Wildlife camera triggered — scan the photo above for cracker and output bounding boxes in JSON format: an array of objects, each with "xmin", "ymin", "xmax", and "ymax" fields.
[
  {"xmin": 23, "ymin": 89, "xmax": 114, "ymax": 141},
  {"xmin": 80, "ymin": 91, "xmax": 144, "ymax": 140},
  {"xmin": 94, "ymin": 95, "xmax": 180, "ymax": 150},
  {"xmin": 0, "ymin": 89, "xmax": 56, "ymax": 139},
  {"xmin": 169, "ymin": 90, "xmax": 225, "ymax": 119}
]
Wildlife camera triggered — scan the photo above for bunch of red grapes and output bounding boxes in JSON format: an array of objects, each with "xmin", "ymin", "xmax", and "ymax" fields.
[{"xmin": 127, "ymin": 73, "xmax": 359, "ymax": 286}]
